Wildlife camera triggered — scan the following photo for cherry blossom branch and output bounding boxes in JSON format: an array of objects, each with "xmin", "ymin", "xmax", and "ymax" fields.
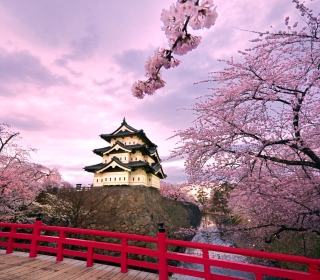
[{"xmin": 132, "ymin": 0, "xmax": 218, "ymax": 99}]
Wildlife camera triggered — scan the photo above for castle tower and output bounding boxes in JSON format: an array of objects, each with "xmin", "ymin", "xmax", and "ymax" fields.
[{"xmin": 84, "ymin": 118, "xmax": 166, "ymax": 188}]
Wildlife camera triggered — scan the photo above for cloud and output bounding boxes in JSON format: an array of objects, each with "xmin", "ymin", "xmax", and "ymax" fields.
[
  {"xmin": 3, "ymin": 114, "xmax": 47, "ymax": 131},
  {"xmin": 0, "ymin": 48, "xmax": 68, "ymax": 87},
  {"xmin": 92, "ymin": 78, "xmax": 114, "ymax": 86},
  {"xmin": 114, "ymin": 48, "xmax": 151, "ymax": 76},
  {"xmin": 162, "ymin": 165, "xmax": 187, "ymax": 183},
  {"xmin": 59, "ymin": 27, "xmax": 100, "ymax": 62},
  {"xmin": 55, "ymin": 58, "xmax": 83, "ymax": 77},
  {"xmin": 0, "ymin": 85, "xmax": 14, "ymax": 97}
]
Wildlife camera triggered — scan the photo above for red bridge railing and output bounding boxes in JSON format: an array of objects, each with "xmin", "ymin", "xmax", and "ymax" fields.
[{"xmin": 0, "ymin": 220, "xmax": 319, "ymax": 280}]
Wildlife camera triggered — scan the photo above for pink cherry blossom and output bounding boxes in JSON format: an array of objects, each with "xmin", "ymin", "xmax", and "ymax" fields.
[
  {"xmin": 171, "ymin": 0, "xmax": 320, "ymax": 245},
  {"xmin": 0, "ymin": 123, "xmax": 65, "ymax": 221},
  {"xmin": 132, "ymin": 0, "xmax": 218, "ymax": 98}
]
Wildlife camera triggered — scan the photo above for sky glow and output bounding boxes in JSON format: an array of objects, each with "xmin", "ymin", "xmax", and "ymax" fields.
[{"xmin": 0, "ymin": 0, "xmax": 316, "ymax": 185}]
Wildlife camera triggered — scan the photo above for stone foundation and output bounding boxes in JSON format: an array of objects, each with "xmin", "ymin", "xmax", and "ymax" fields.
[{"xmin": 88, "ymin": 185, "xmax": 201, "ymax": 237}]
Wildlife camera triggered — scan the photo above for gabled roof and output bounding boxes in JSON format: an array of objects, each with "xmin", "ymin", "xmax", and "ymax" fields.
[
  {"xmin": 111, "ymin": 118, "xmax": 139, "ymax": 135},
  {"xmin": 149, "ymin": 149, "xmax": 161, "ymax": 163},
  {"xmin": 84, "ymin": 158, "xmax": 166, "ymax": 178},
  {"xmin": 102, "ymin": 141, "xmax": 131, "ymax": 155},
  {"xmin": 97, "ymin": 157, "xmax": 131, "ymax": 173},
  {"xmin": 93, "ymin": 142, "xmax": 161, "ymax": 162},
  {"xmin": 84, "ymin": 163, "xmax": 106, "ymax": 173},
  {"xmin": 152, "ymin": 163, "xmax": 167, "ymax": 179},
  {"xmin": 100, "ymin": 118, "xmax": 157, "ymax": 148},
  {"xmin": 93, "ymin": 147, "xmax": 111, "ymax": 156}
]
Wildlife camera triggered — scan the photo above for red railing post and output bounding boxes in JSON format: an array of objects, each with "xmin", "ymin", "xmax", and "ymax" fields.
[
  {"xmin": 202, "ymin": 249, "xmax": 211, "ymax": 280},
  {"xmin": 56, "ymin": 230, "xmax": 65, "ymax": 262},
  {"xmin": 87, "ymin": 246, "xmax": 94, "ymax": 267},
  {"xmin": 309, "ymin": 263, "xmax": 320, "ymax": 277},
  {"xmin": 121, "ymin": 238, "xmax": 128, "ymax": 273},
  {"xmin": 158, "ymin": 222, "xmax": 168, "ymax": 280},
  {"xmin": 6, "ymin": 226, "xmax": 16, "ymax": 254},
  {"xmin": 29, "ymin": 216, "xmax": 42, "ymax": 258}
]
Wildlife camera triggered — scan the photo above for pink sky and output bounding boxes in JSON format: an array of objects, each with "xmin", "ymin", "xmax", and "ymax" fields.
[{"xmin": 0, "ymin": 0, "xmax": 316, "ymax": 186}]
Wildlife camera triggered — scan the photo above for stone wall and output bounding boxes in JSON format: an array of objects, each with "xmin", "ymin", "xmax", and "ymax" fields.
[{"xmin": 87, "ymin": 185, "xmax": 201, "ymax": 238}]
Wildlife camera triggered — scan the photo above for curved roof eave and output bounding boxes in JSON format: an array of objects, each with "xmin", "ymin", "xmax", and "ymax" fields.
[{"xmin": 97, "ymin": 157, "xmax": 131, "ymax": 173}]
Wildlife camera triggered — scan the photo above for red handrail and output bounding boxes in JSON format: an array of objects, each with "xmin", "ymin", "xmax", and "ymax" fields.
[{"xmin": 0, "ymin": 221, "xmax": 319, "ymax": 280}]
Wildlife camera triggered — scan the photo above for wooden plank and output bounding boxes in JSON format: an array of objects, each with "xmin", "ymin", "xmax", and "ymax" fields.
[
  {"xmin": 143, "ymin": 273, "xmax": 159, "ymax": 280},
  {"xmin": 97, "ymin": 266, "xmax": 122, "ymax": 279},
  {"xmin": 120, "ymin": 269, "xmax": 146, "ymax": 280},
  {"xmin": 132, "ymin": 271, "xmax": 150, "ymax": 280},
  {"xmin": 0, "ymin": 251, "xmax": 173, "ymax": 280},
  {"xmin": 77, "ymin": 264, "xmax": 120, "ymax": 280},
  {"xmin": 72, "ymin": 263, "xmax": 113, "ymax": 280},
  {"xmin": 0, "ymin": 254, "xmax": 67, "ymax": 280},
  {"xmin": 42, "ymin": 259, "xmax": 89, "ymax": 280},
  {"xmin": 28, "ymin": 258, "xmax": 82, "ymax": 280}
]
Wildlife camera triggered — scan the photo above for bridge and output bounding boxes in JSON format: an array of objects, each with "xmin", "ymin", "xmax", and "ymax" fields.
[{"xmin": 0, "ymin": 219, "xmax": 319, "ymax": 280}]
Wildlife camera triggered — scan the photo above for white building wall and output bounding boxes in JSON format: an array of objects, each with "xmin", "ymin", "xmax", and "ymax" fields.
[
  {"xmin": 93, "ymin": 171, "xmax": 130, "ymax": 186},
  {"xmin": 102, "ymin": 153, "xmax": 130, "ymax": 164},
  {"xmin": 144, "ymin": 155, "xmax": 155, "ymax": 164},
  {"xmin": 110, "ymin": 136, "xmax": 143, "ymax": 146},
  {"xmin": 130, "ymin": 151, "xmax": 143, "ymax": 162},
  {"xmin": 93, "ymin": 170, "xmax": 160, "ymax": 188},
  {"xmin": 147, "ymin": 174, "xmax": 160, "ymax": 188},
  {"xmin": 129, "ymin": 169, "xmax": 147, "ymax": 186}
]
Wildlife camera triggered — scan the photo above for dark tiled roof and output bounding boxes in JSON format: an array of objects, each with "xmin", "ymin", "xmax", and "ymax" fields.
[
  {"xmin": 126, "ymin": 144, "xmax": 154, "ymax": 155},
  {"xmin": 84, "ymin": 157, "xmax": 165, "ymax": 176},
  {"xmin": 127, "ymin": 161, "xmax": 150, "ymax": 168},
  {"xmin": 93, "ymin": 147, "xmax": 111, "ymax": 156},
  {"xmin": 110, "ymin": 118, "xmax": 139, "ymax": 135},
  {"xmin": 84, "ymin": 163, "xmax": 106, "ymax": 172},
  {"xmin": 100, "ymin": 130, "xmax": 157, "ymax": 148},
  {"xmin": 147, "ymin": 146, "xmax": 157, "ymax": 154},
  {"xmin": 151, "ymin": 163, "xmax": 167, "ymax": 179},
  {"xmin": 93, "ymin": 143, "xmax": 159, "ymax": 159},
  {"xmin": 84, "ymin": 157, "xmax": 129, "ymax": 173}
]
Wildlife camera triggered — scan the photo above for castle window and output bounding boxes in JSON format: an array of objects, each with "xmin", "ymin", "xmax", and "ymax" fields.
[
  {"xmin": 124, "ymin": 177, "xmax": 125, "ymax": 180},
  {"xmin": 136, "ymin": 157, "xmax": 138, "ymax": 160},
  {"xmin": 101, "ymin": 179, "xmax": 103, "ymax": 182},
  {"xmin": 119, "ymin": 177, "xmax": 121, "ymax": 181},
  {"xmin": 149, "ymin": 178, "xmax": 151, "ymax": 181},
  {"xmin": 120, "ymin": 157, "xmax": 122, "ymax": 160},
  {"xmin": 105, "ymin": 178, "xmax": 107, "ymax": 181},
  {"xmin": 129, "ymin": 142, "xmax": 131, "ymax": 144},
  {"xmin": 138, "ymin": 177, "xmax": 140, "ymax": 181},
  {"xmin": 110, "ymin": 178, "xmax": 111, "ymax": 181},
  {"xmin": 124, "ymin": 157, "xmax": 126, "ymax": 160},
  {"xmin": 133, "ymin": 178, "xmax": 134, "ymax": 181},
  {"xmin": 114, "ymin": 178, "xmax": 116, "ymax": 181},
  {"xmin": 133, "ymin": 141, "xmax": 135, "ymax": 144},
  {"xmin": 97, "ymin": 179, "xmax": 98, "ymax": 182}
]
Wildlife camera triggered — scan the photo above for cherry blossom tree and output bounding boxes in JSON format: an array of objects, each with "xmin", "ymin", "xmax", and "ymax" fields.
[
  {"xmin": 34, "ymin": 187, "xmax": 122, "ymax": 229},
  {"xmin": 172, "ymin": 0, "xmax": 320, "ymax": 248},
  {"xmin": 0, "ymin": 123, "xmax": 63, "ymax": 221},
  {"xmin": 160, "ymin": 181, "xmax": 196, "ymax": 204},
  {"xmin": 132, "ymin": 0, "xmax": 218, "ymax": 99}
]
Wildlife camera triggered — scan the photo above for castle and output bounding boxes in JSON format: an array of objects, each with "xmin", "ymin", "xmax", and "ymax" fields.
[{"xmin": 84, "ymin": 118, "xmax": 166, "ymax": 188}]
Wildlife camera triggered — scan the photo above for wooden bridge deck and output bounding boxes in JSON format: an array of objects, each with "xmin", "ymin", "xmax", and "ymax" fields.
[{"xmin": 0, "ymin": 250, "xmax": 178, "ymax": 280}]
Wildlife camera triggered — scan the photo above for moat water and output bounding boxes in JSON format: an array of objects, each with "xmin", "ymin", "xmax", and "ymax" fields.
[{"xmin": 173, "ymin": 214, "xmax": 254, "ymax": 280}]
